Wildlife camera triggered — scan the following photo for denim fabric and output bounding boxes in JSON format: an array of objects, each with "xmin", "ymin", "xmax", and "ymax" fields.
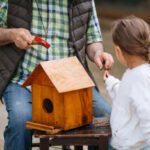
[
  {"xmin": 109, "ymin": 146, "xmax": 150, "ymax": 150},
  {"xmin": 3, "ymin": 83, "xmax": 33, "ymax": 150},
  {"xmin": 3, "ymin": 84, "xmax": 112, "ymax": 150},
  {"xmin": 141, "ymin": 146, "xmax": 150, "ymax": 150},
  {"xmin": 92, "ymin": 87, "xmax": 111, "ymax": 117},
  {"xmin": 108, "ymin": 139, "xmax": 150, "ymax": 150}
]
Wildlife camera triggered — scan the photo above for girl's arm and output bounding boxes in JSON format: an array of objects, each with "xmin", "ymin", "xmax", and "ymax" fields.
[{"xmin": 104, "ymin": 71, "xmax": 121, "ymax": 102}]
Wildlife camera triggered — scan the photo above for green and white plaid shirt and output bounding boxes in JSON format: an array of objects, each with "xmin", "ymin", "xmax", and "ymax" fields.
[{"xmin": 0, "ymin": 0, "xmax": 102, "ymax": 89}]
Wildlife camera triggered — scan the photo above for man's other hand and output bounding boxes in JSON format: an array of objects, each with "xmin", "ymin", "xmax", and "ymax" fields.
[{"xmin": 94, "ymin": 51, "xmax": 114, "ymax": 70}]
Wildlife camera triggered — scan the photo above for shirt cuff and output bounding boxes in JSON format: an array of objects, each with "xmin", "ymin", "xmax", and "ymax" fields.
[{"xmin": 105, "ymin": 75, "xmax": 118, "ymax": 87}]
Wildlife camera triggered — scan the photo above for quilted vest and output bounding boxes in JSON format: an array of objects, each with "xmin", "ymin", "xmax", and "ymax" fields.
[{"xmin": 0, "ymin": 0, "xmax": 95, "ymax": 98}]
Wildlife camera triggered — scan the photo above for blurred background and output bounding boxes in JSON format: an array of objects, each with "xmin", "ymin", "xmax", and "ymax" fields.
[
  {"xmin": 89, "ymin": 0, "xmax": 150, "ymax": 101},
  {"xmin": 95, "ymin": 0, "xmax": 150, "ymax": 23},
  {"xmin": 0, "ymin": 0, "xmax": 150, "ymax": 149}
]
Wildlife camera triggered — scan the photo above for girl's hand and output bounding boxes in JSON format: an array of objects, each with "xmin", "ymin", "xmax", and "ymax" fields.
[{"xmin": 103, "ymin": 71, "xmax": 110, "ymax": 82}]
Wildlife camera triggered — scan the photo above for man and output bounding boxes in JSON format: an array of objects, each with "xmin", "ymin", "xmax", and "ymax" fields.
[{"xmin": 0, "ymin": 0, "xmax": 113, "ymax": 150}]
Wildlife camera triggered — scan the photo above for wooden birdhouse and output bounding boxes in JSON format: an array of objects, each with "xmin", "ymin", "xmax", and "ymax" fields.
[{"xmin": 22, "ymin": 57, "xmax": 95, "ymax": 132}]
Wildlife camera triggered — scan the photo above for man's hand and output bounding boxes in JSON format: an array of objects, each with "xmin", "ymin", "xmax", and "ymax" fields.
[
  {"xmin": 94, "ymin": 51, "xmax": 114, "ymax": 70},
  {"xmin": 10, "ymin": 28, "xmax": 33, "ymax": 49},
  {"xmin": 86, "ymin": 42, "xmax": 114, "ymax": 70}
]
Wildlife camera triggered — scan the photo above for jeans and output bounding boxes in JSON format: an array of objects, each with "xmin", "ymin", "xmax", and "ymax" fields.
[
  {"xmin": 141, "ymin": 146, "xmax": 150, "ymax": 150},
  {"xmin": 3, "ymin": 83, "xmax": 33, "ymax": 150},
  {"xmin": 110, "ymin": 146, "xmax": 150, "ymax": 150},
  {"xmin": 93, "ymin": 87, "xmax": 111, "ymax": 117},
  {"xmin": 3, "ymin": 83, "xmax": 111, "ymax": 150}
]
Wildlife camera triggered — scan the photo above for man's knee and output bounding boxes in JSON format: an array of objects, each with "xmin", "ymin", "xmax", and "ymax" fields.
[{"xmin": 9, "ymin": 106, "xmax": 32, "ymax": 130}]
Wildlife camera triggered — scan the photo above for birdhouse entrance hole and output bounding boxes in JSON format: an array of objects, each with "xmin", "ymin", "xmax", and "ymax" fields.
[{"xmin": 43, "ymin": 99, "xmax": 53, "ymax": 113}]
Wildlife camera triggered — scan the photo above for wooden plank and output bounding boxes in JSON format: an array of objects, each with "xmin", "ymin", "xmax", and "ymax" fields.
[
  {"xmin": 98, "ymin": 137, "xmax": 109, "ymax": 150},
  {"xmin": 34, "ymin": 123, "xmax": 111, "ymax": 138},
  {"xmin": 32, "ymin": 136, "xmax": 109, "ymax": 149},
  {"xmin": 32, "ymin": 123, "xmax": 110, "ymax": 150},
  {"xmin": 48, "ymin": 137, "xmax": 108, "ymax": 146},
  {"xmin": 26, "ymin": 121, "xmax": 62, "ymax": 134},
  {"xmin": 26, "ymin": 121, "xmax": 54, "ymax": 131},
  {"xmin": 75, "ymin": 146, "xmax": 83, "ymax": 150},
  {"xmin": 40, "ymin": 138, "xmax": 49, "ymax": 150},
  {"xmin": 26, "ymin": 121, "xmax": 54, "ymax": 130}
]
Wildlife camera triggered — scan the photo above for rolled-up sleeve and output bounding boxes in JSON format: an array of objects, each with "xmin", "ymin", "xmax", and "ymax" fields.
[
  {"xmin": 86, "ymin": 0, "xmax": 102, "ymax": 44},
  {"xmin": 0, "ymin": 1, "xmax": 8, "ymax": 28}
]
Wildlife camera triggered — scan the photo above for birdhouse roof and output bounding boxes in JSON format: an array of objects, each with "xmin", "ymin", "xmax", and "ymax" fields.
[{"xmin": 22, "ymin": 57, "xmax": 95, "ymax": 93}]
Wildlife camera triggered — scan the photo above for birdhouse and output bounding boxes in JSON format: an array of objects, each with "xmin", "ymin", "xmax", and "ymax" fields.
[{"xmin": 22, "ymin": 57, "xmax": 95, "ymax": 132}]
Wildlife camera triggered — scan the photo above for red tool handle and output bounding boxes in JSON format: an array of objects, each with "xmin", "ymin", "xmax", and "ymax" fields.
[{"xmin": 33, "ymin": 36, "xmax": 50, "ymax": 48}]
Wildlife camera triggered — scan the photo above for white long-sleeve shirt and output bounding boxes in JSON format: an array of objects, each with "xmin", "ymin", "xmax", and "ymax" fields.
[{"xmin": 105, "ymin": 64, "xmax": 150, "ymax": 150}]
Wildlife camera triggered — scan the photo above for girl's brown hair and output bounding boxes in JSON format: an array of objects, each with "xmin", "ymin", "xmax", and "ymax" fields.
[{"xmin": 112, "ymin": 16, "xmax": 150, "ymax": 60}]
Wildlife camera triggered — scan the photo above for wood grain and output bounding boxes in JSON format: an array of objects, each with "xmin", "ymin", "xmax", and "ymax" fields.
[
  {"xmin": 23, "ymin": 57, "xmax": 95, "ymax": 93},
  {"xmin": 41, "ymin": 57, "xmax": 95, "ymax": 93},
  {"xmin": 26, "ymin": 121, "xmax": 62, "ymax": 134},
  {"xmin": 24, "ymin": 57, "xmax": 94, "ymax": 131},
  {"xmin": 32, "ymin": 84, "xmax": 65, "ymax": 128},
  {"xmin": 32, "ymin": 39, "xmax": 39, "ymax": 45},
  {"xmin": 63, "ymin": 88, "xmax": 93, "ymax": 130},
  {"xmin": 34, "ymin": 122, "xmax": 111, "ymax": 138},
  {"xmin": 32, "ymin": 84, "xmax": 92, "ymax": 130},
  {"xmin": 22, "ymin": 65, "xmax": 54, "ymax": 87}
]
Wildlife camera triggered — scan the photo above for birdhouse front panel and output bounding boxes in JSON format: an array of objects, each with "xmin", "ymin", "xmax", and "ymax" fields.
[{"xmin": 32, "ymin": 84, "xmax": 66, "ymax": 129}]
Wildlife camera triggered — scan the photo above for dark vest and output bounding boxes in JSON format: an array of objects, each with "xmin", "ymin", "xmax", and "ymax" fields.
[{"xmin": 0, "ymin": 0, "xmax": 96, "ymax": 98}]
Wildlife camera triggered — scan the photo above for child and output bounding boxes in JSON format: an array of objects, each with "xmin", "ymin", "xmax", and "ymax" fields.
[{"xmin": 104, "ymin": 16, "xmax": 150, "ymax": 150}]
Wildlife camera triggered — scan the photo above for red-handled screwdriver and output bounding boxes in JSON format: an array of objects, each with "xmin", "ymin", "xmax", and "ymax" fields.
[{"xmin": 32, "ymin": 36, "xmax": 50, "ymax": 48}]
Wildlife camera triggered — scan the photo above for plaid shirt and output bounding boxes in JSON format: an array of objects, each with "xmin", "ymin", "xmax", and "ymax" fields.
[{"xmin": 0, "ymin": 0, "xmax": 102, "ymax": 89}]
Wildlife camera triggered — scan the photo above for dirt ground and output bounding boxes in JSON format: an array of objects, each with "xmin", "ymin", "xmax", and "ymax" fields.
[{"xmin": 0, "ymin": 17, "xmax": 126, "ymax": 149}]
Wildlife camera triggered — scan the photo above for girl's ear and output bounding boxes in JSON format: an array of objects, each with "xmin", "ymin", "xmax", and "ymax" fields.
[
  {"xmin": 115, "ymin": 45, "xmax": 122, "ymax": 54},
  {"xmin": 115, "ymin": 45, "xmax": 124, "ymax": 58},
  {"xmin": 114, "ymin": 45, "xmax": 127, "ymax": 65}
]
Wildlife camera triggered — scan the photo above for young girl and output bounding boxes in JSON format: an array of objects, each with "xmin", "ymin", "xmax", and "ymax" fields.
[{"xmin": 104, "ymin": 16, "xmax": 150, "ymax": 150}]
